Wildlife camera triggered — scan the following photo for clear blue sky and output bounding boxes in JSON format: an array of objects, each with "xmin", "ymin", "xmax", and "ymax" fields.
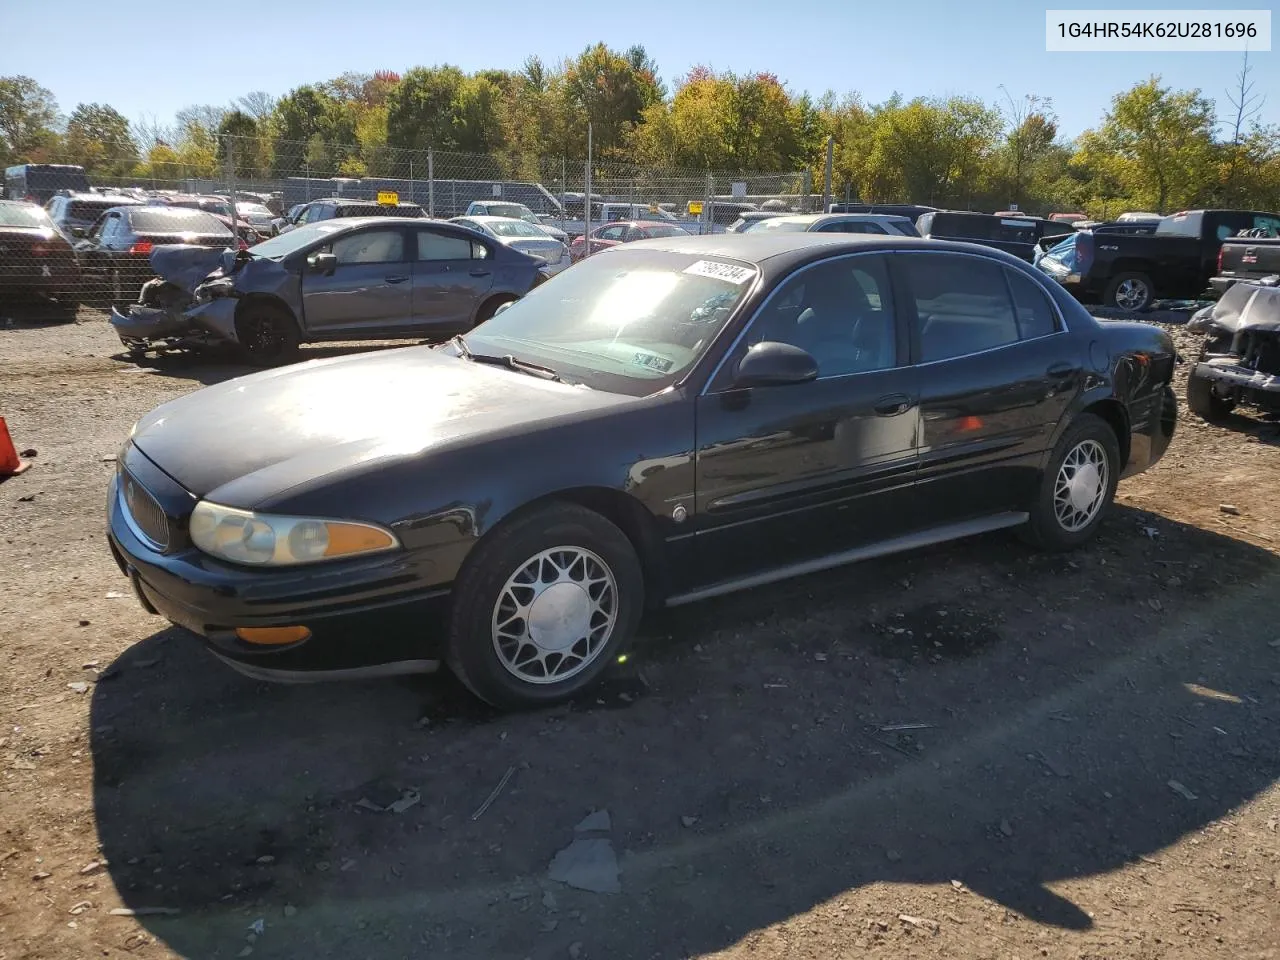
[{"xmin": 6, "ymin": 0, "xmax": 1275, "ymax": 140}]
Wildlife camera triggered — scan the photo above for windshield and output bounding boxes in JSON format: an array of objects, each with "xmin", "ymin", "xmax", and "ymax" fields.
[
  {"xmin": 488, "ymin": 219, "xmax": 551, "ymax": 238},
  {"xmin": 485, "ymin": 203, "xmax": 535, "ymax": 221},
  {"xmin": 753, "ymin": 218, "xmax": 811, "ymax": 232},
  {"xmin": 236, "ymin": 202, "xmax": 272, "ymax": 216},
  {"xmin": 0, "ymin": 202, "xmax": 55, "ymax": 228},
  {"xmin": 460, "ymin": 248, "xmax": 757, "ymax": 396},
  {"xmin": 247, "ymin": 221, "xmax": 348, "ymax": 257}
]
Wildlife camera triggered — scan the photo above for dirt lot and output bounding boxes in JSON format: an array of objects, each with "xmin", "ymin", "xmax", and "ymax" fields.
[{"xmin": 2, "ymin": 310, "xmax": 1279, "ymax": 960}]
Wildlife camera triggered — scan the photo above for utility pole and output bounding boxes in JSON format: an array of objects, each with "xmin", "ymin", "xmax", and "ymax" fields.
[{"xmin": 584, "ymin": 123, "xmax": 593, "ymax": 257}]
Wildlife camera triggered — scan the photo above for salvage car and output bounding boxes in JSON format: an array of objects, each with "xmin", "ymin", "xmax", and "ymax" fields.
[
  {"xmin": 450, "ymin": 215, "xmax": 572, "ymax": 275},
  {"xmin": 0, "ymin": 199, "xmax": 81, "ymax": 318},
  {"xmin": 568, "ymin": 220, "xmax": 687, "ymax": 261},
  {"xmin": 46, "ymin": 191, "xmax": 143, "ymax": 239},
  {"xmin": 76, "ymin": 205, "xmax": 236, "ymax": 308},
  {"xmin": 110, "ymin": 217, "xmax": 545, "ymax": 365},
  {"xmin": 107, "ymin": 233, "xmax": 1177, "ymax": 709},
  {"xmin": 1185, "ymin": 279, "xmax": 1280, "ymax": 421},
  {"xmin": 279, "ymin": 198, "xmax": 426, "ymax": 233},
  {"xmin": 463, "ymin": 200, "xmax": 569, "ymax": 244}
]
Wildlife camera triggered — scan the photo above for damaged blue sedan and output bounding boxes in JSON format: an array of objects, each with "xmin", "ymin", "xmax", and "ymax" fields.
[{"xmin": 110, "ymin": 217, "xmax": 547, "ymax": 365}]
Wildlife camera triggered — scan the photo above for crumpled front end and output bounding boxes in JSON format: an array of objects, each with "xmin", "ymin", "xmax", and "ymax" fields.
[
  {"xmin": 110, "ymin": 245, "xmax": 255, "ymax": 356},
  {"xmin": 1191, "ymin": 281, "xmax": 1280, "ymax": 411}
]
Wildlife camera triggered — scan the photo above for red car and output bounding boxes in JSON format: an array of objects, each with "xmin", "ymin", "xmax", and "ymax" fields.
[{"xmin": 568, "ymin": 220, "xmax": 688, "ymax": 261}]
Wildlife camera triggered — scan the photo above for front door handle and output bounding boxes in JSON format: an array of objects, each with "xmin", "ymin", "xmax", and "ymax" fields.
[
  {"xmin": 470, "ymin": 268, "xmax": 491, "ymax": 277},
  {"xmin": 385, "ymin": 275, "xmax": 409, "ymax": 284},
  {"xmin": 874, "ymin": 393, "xmax": 911, "ymax": 416}
]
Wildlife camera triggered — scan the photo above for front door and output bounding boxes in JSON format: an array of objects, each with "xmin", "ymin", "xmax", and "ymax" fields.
[
  {"xmin": 301, "ymin": 226, "xmax": 413, "ymax": 336},
  {"xmin": 412, "ymin": 227, "xmax": 495, "ymax": 335},
  {"xmin": 693, "ymin": 252, "xmax": 920, "ymax": 585},
  {"xmin": 894, "ymin": 252, "xmax": 1082, "ymax": 524}
]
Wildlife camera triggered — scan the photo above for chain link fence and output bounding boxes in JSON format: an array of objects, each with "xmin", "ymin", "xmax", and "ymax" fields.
[{"xmin": 2, "ymin": 134, "xmax": 811, "ymax": 321}]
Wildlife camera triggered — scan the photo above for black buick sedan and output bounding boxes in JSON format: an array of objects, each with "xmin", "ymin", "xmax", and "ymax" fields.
[{"xmin": 108, "ymin": 233, "xmax": 1178, "ymax": 710}]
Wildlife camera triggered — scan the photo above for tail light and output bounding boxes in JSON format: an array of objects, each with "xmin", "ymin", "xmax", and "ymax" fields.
[
  {"xmin": 237, "ymin": 238, "xmax": 248, "ymax": 251},
  {"xmin": 1217, "ymin": 245, "xmax": 1224, "ymax": 274},
  {"xmin": 24, "ymin": 194, "xmax": 36, "ymax": 203},
  {"xmin": 1075, "ymin": 233, "xmax": 1094, "ymax": 274},
  {"xmin": 129, "ymin": 241, "xmax": 153, "ymax": 255}
]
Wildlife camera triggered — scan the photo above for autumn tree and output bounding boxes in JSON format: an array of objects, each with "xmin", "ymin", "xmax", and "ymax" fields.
[{"xmin": 63, "ymin": 103, "xmax": 137, "ymax": 176}]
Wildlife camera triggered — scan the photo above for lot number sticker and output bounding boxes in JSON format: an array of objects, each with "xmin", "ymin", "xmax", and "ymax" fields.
[{"xmin": 683, "ymin": 260, "xmax": 754, "ymax": 284}]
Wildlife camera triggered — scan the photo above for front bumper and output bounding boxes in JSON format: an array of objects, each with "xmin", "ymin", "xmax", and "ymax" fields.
[
  {"xmin": 110, "ymin": 297, "xmax": 240, "ymax": 350},
  {"xmin": 1193, "ymin": 359, "xmax": 1280, "ymax": 398},
  {"xmin": 106, "ymin": 462, "xmax": 450, "ymax": 680}
]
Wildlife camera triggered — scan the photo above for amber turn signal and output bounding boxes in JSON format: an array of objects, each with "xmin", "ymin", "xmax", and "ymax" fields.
[{"xmin": 235, "ymin": 626, "xmax": 312, "ymax": 645}]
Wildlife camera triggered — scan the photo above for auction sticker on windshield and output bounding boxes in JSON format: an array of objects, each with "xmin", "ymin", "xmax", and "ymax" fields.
[
  {"xmin": 632, "ymin": 351, "xmax": 675, "ymax": 373},
  {"xmin": 683, "ymin": 260, "xmax": 754, "ymax": 284}
]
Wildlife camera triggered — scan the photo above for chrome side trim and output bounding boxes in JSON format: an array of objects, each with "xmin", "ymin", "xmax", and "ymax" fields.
[
  {"xmin": 213, "ymin": 654, "xmax": 441, "ymax": 684},
  {"xmin": 665, "ymin": 511, "xmax": 1029, "ymax": 607}
]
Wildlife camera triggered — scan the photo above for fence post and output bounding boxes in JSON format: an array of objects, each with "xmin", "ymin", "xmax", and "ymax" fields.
[
  {"xmin": 584, "ymin": 123, "xmax": 593, "ymax": 256},
  {"xmin": 427, "ymin": 148, "xmax": 435, "ymax": 218},
  {"xmin": 705, "ymin": 172, "xmax": 714, "ymax": 236},
  {"xmin": 822, "ymin": 135, "xmax": 834, "ymax": 212},
  {"xmin": 226, "ymin": 136, "xmax": 240, "ymax": 237},
  {"xmin": 560, "ymin": 156, "xmax": 566, "ymax": 228}
]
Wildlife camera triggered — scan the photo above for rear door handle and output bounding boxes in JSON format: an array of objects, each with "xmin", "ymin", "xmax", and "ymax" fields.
[
  {"xmin": 874, "ymin": 394, "xmax": 911, "ymax": 416},
  {"xmin": 385, "ymin": 275, "xmax": 409, "ymax": 284}
]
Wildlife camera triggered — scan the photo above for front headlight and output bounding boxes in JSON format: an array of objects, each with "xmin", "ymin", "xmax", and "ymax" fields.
[{"xmin": 188, "ymin": 501, "xmax": 399, "ymax": 566}]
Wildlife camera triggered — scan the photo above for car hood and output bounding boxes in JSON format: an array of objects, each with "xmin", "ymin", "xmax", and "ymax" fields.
[
  {"xmin": 149, "ymin": 245, "xmax": 240, "ymax": 292},
  {"xmin": 130, "ymin": 346, "xmax": 628, "ymax": 507}
]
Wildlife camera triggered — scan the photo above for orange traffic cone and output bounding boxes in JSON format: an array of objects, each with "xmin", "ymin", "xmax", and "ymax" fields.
[{"xmin": 0, "ymin": 417, "xmax": 32, "ymax": 476}]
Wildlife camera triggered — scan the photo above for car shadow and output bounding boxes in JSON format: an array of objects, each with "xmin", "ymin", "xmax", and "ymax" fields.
[{"xmin": 89, "ymin": 507, "xmax": 1280, "ymax": 958}]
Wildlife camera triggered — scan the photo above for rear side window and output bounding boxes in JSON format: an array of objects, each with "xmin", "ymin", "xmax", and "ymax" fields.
[
  {"xmin": 902, "ymin": 254, "xmax": 1020, "ymax": 362},
  {"xmin": 417, "ymin": 230, "xmax": 474, "ymax": 261},
  {"xmin": 1005, "ymin": 270, "xmax": 1059, "ymax": 339}
]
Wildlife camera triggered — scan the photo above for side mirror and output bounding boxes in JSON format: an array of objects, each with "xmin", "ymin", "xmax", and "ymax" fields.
[
  {"xmin": 71, "ymin": 225, "xmax": 87, "ymax": 237},
  {"xmin": 733, "ymin": 341, "xmax": 819, "ymax": 388},
  {"xmin": 307, "ymin": 251, "xmax": 338, "ymax": 274}
]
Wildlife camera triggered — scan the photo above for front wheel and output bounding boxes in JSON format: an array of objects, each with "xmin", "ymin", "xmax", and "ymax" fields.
[
  {"xmin": 1020, "ymin": 413, "xmax": 1121, "ymax": 551},
  {"xmin": 1186, "ymin": 372, "xmax": 1235, "ymax": 422},
  {"xmin": 236, "ymin": 303, "xmax": 300, "ymax": 367},
  {"xmin": 446, "ymin": 503, "xmax": 644, "ymax": 710},
  {"xmin": 473, "ymin": 294, "xmax": 517, "ymax": 327}
]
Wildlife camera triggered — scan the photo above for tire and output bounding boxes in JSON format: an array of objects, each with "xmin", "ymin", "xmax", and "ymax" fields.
[
  {"xmin": 446, "ymin": 502, "xmax": 644, "ymax": 711},
  {"xmin": 474, "ymin": 294, "xmax": 517, "ymax": 327},
  {"xmin": 235, "ymin": 302, "xmax": 300, "ymax": 367},
  {"xmin": 1186, "ymin": 371, "xmax": 1235, "ymax": 422},
  {"xmin": 1019, "ymin": 413, "xmax": 1121, "ymax": 551},
  {"xmin": 1103, "ymin": 271, "xmax": 1154, "ymax": 312}
]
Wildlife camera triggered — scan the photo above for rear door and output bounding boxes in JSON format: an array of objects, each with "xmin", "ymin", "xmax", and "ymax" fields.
[
  {"xmin": 300, "ymin": 225, "xmax": 413, "ymax": 336},
  {"xmin": 897, "ymin": 252, "xmax": 1080, "ymax": 524},
  {"xmin": 693, "ymin": 252, "xmax": 920, "ymax": 584},
  {"xmin": 411, "ymin": 225, "xmax": 495, "ymax": 335}
]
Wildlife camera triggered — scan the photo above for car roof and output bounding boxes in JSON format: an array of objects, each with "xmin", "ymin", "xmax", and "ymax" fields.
[
  {"xmin": 456, "ymin": 215, "xmax": 535, "ymax": 224},
  {"xmin": 621, "ymin": 231, "xmax": 1034, "ymax": 270},
  {"xmin": 775, "ymin": 213, "xmax": 912, "ymax": 225}
]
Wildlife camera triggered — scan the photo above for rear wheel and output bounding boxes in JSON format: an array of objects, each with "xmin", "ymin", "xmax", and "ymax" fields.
[
  {"xmin": 1104, "ymin": 271, "xmax": 1154, "ymax": 312},
  {"xmin": 236, "ymin": 303, "xmax": 300, "ymax": 367},
  {"xmin": 1020, "ymin": 413, "xmax": 1121, "ymax": 551},
  {"xmin": 474, "ymin": 294, "xmax": 517, "ymax": 327},
  {"xmin": 446, "ymin": 502, "xmax": 644, "ymax": 711},
  {"xmin": 1186, "ymin": 372, "xmax": 1235, "ymax": 422}
]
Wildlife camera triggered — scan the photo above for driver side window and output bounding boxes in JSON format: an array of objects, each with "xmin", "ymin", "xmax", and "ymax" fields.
[{"xmin": 742, "ymin": 255, "xmax": 898, "ymax": 379}]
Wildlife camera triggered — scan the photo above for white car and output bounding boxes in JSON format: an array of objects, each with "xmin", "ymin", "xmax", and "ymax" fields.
[
  {"xmin": 451, "ymin": 215, "xmax": 573, "ymax": 276},
  {"xmin": 462, "ymin": 201, "xmax": 569, "ymax": 244}
]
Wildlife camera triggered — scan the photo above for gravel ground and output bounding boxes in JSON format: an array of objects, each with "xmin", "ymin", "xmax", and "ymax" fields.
[{"xmin": 2, "ymin": 312, "xmax": 1279, "ymax": 960}]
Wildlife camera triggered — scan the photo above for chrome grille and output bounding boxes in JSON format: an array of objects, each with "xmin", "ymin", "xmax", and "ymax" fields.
[{"xmin": 119, "ymin": 467, "xmax": 170, "ymax": 550}]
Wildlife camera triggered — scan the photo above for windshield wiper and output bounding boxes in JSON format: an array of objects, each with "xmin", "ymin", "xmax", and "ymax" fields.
[{"xmin": 450, "ymin": 335, "xmax": 569, "ymax": 383}]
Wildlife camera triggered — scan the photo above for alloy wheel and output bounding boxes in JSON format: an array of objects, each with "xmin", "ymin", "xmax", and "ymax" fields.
[
  {"xmin": 1053, "ymin": 439, "xmax": 1109, "ymax": 532},
  {"xmin": 1115, "ymin": 278, "xmax": 1149, "ymax": 310},
  {"xmin": 491, "ymin": 546, "xmax": 618, "ymax": 684}
]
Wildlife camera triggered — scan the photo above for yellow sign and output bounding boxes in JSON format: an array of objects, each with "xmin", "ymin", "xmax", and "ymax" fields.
[
  {"xmin": 687, "ymin": 200, "xmax": 704, "ymax": 216},
  {"xmin": 377, "ymin": 191, "xmax": 399, "ymax": 206}
]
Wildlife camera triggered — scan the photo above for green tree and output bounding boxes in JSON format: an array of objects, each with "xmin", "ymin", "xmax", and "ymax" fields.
[
  {"xmin": 216, "ymin": 110, "xmax": 260, "ymax": 179},
  {"xmin": 386, "ymin": 65, "xmax": 466, "ymax": 152},
  {"xmin": 562, "ymin": 44, "xmax": 659, "ymax": 157},
  {"xmin": 270, "ymin": 86, "xmax": 343, "ymax": 176},
  {"xmin": 64, "ymin": 103, "xmax": 137, "ymax": 176},
  {"xmin": 1086, "ymin": 77, "xmax": 1218, "ymax": 213},
  {"xmin": 0, "ymin": 75, "xmax": 60, "ymax": 165}
]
